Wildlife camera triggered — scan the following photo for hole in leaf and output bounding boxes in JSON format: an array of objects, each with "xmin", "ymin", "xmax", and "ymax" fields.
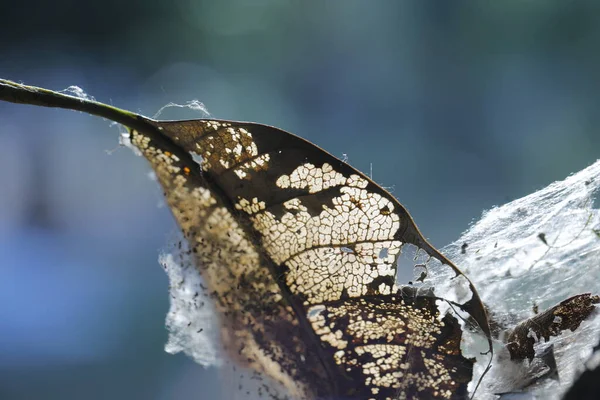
[
  {"xmin": 379, "ymin": 247, "xmax": 389, "ymax": 259},
  {"xmin": 190, "ymin": 151, "xmax": 204, "ymax": 166}
]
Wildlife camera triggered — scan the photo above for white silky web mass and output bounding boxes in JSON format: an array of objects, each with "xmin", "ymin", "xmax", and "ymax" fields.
[
  {"xmin": 440, "ymin": 160, "xmax": 600, "ymax": 399},
  {"xmin": 159, "ymin": 246, "xmax": 222, "ymax": 368}
]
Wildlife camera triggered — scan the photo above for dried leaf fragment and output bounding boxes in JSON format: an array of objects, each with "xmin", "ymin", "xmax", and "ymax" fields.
[{"xmin": 507, "ymin": 293, "xmax": 599, "ymax": 361}]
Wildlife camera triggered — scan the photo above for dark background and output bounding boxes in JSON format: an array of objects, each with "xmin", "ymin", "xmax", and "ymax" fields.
[{"xmin": 0, "ymin": 1, "xmax": 599, "ymax": 399}]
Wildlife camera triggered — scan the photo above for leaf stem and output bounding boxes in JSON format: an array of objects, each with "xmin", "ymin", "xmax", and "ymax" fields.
[{"xmin": 0, "ymin": 78, "xmax": 152, "ymax": 131}]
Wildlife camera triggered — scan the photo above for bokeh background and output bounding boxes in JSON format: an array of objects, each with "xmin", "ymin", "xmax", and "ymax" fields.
[{"xmin": 1, "ymin": 1, "xmax": 599, "ymax": 399}]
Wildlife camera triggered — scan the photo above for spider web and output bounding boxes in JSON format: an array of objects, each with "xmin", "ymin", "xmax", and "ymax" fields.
[{"xmin": 439, "ymin": 160, "xmax": 600, "ymax": 399}]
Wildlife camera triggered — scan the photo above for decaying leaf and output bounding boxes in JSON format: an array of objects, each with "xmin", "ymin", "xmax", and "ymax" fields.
[
  {"xmin": 128, "ymin": 119, "xmax": 493, "ymax": 399},
  {"xmin": 506, "ymin": 294, "xmax": 599, "ymax": 361}
]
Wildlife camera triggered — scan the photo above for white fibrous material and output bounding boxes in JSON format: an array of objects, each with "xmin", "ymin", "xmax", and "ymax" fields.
[
  {"xmin": 59, "ymin": 85, "xmax": 96, "ymax": 101},
  {"xmin": 119, "ymin": 131, "xmax": 142, "ymax": 156},
  {"xmin": 152, "ymin": 100, "xmax": 210, "ymax": 119},
  {"xmin": 159, "ymin": 244, "xmax": 222, "ymax": 368},
  {"xmin": 440, "ymin": 160, "xmax": 600, "ymax": 399}
]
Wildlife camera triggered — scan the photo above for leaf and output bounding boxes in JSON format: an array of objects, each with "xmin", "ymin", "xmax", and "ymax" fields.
[
  {"xmin": 128, "ymin": 118, "xmax": 492, "ymax": 398},
  {"xmin": 0, "ymin": 79, "xmax": 492, "ymax": 399},
  {"xmin": 506, "ymin": 294, "xmax": 600, "ymax": 361}
]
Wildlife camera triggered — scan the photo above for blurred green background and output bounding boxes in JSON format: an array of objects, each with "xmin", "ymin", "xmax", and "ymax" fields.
[{"xmin": 0, "ymin": 1, "xmax": 599, "ymax": 399}]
